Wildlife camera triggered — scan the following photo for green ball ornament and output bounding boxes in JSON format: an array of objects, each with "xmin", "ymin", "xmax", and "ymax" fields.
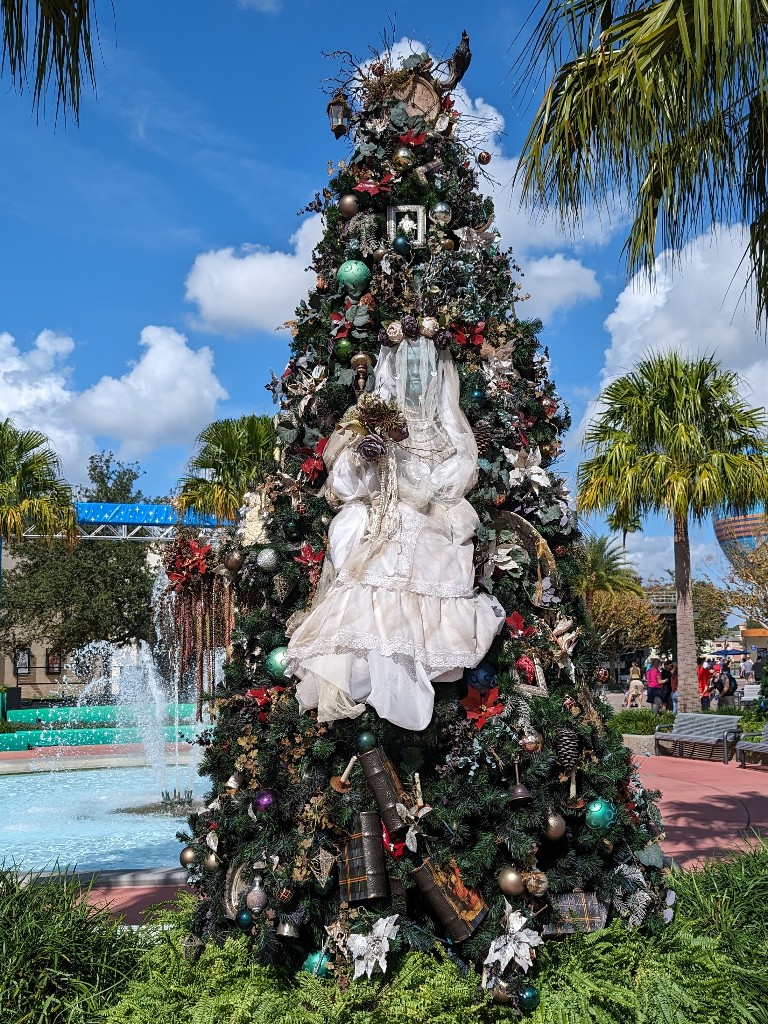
[
  {"xmin": 585, "ymin": 798, "xmax": 618, "ymax": 831},
  {"xmin": 312, "ymin": 875, "xmax": 335, "ymax": 895},
  {"xmin": 302, "ymin": 950, "xmax": 332, "ymax": 977},
  {"xmin": 235, "ymin": 908, "xmax": 254, "ymax": 931},
  {"xmin": 392, "ymin": 234, "xmax": 412, "ymax": 258},
  {"xmin": 356, "ymin": 730, "xmax": 378, "ymax": 753},
  {"xmin": 265, "ymin": 646, "xmax": 291, "ymax": 679},
  {"xmin": 283, "ymin": 517, "xmax": 300, "ymax": 539},
  {"xmin": 334, "ymin": 338, "xmax": 353, "ymax": 360},
  {"xmin": 336, "ymin": 259, "xmax": 371, "ymax": 292},
  {"xmin": 518, "ymin": 984, "xmax": 541, "ymax": 1012}
]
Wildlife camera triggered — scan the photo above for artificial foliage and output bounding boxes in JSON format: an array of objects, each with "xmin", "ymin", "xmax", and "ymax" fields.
[{"xmin": 178, "ymin": 36, "xmax": 670, "ymax": 1013}]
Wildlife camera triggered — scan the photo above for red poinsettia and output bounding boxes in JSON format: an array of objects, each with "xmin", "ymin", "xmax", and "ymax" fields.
[
  {"xmin": 300, "ymin": 436, "xmax": 328, "ymax": 483},
  {"xmin": 381, "ymin": 821, "xmax": 406, "ymax": 859},
  {"xmin": 353, "ymin": 173, "xmax": 394, "ymax": 195},
  {"xmin": 460, "ymin": 685, "xmax": 505, "ymax": 729},
  {"xmin": 399, "ymin": 129, "xmax": 427, "ymax": 146},
  {"xmin": 166, "ymin": 539, "xmax": 212, "ymax": 590},
  {"xmin": 506, "ymin": 611, "xmax": 535, "ymax": 639},
  {"xmin": 245, "ymin": 687, "xmax": 271, "ymax": 708},
  {"xmin": 451, "ymin": 321, "xmax": 485, "ymax": 347},
  {"xmin": 516, "ymin": 655, "xmax": 536, "ymax": 686},
  {"xmin": 295, "ymin": 542, "xmax": 325, "ymax": 586},
  {"xmin": 440, "ymin": 95, "xmax": 455, "ymax": 112}
]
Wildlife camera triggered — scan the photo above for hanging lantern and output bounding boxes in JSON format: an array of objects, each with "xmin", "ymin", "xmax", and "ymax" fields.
[{"xmin": 327, "ymin": 92, "xmax": 351, "ymax": 139}]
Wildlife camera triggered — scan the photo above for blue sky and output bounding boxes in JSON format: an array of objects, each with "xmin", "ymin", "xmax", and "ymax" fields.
[{"xmin": 0, "ymin": 0, "xmax": 762, "ymax": 580}]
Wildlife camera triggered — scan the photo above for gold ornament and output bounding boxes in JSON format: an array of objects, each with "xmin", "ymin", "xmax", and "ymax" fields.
[
  {"xmin": 351, "ymin": 351, "xmax": 373, "ymax": 393},
  {"xmin": 179, "ymin": 846, "xmax": 198, "ymax": 868},
  {"xmin": 440, "ymin": 237, "xmax": 455, "ymax": 251},
  {"xmin": 477, "ymin": 150, "xmax": 492, "ymax": 165},
  {"xmin": 544, "ymin": 811, "xmax": 567, "ymax": 841},
  {"xmin": 392, "ymin": 145, "xmax": 416, "ymax": 170},
  {"xmin": 202, "ymin": 852, "xmax": 221, "ymax": 872},
  {"xmin": 526, "ymin": 869, "xmax": 549, "ymax": 896},
  {"xmin": 372, "ymin": 248, "xmax": 386, "ymax": 262},
  {"xmin": 339, "ymin": 194, "xmax": 359, "ymax": 219},
  {"xmin": 498, "ymin": 866, "xmax": 526, "ymax": 896},
  {"xmin": 371, "ymin": 61, "xmax": 386, "ymax": 77}
]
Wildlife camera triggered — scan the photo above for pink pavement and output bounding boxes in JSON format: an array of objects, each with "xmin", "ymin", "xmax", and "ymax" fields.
[{"xmin": 637, "ymin": 755, "xmax": 768, "ymax": 867}]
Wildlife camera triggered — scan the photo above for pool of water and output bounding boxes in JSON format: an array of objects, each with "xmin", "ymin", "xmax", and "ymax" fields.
[{"xmin": 0, "ymin": 765, "xmax": 206, "ymax": 872}]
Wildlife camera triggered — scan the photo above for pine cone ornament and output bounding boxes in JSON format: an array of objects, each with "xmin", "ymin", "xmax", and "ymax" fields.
[
  {"xmin": 273, "ymin": 573, "xmax": 296, "ymax": 604},
  {"xmin": 473, "ymin": 419, "xmax": 494, "ymax": 456},
  {"xmin": 555, "ymin": 727, "xmax": 580, "ymax": 770}
]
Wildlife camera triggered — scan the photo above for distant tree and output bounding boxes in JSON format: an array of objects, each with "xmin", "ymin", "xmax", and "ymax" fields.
[
  {"xmin": 0, "ymin": 452, "xmax": 155, "ymax": 657},
  {"xmin": 1, "ymin": 0, "xmax": 98, "ymax": 121},
  {"xmin": 176, "ymin": 415, "xmax": 277, "ymax": 523},
  {"xmin": 692, "ymin": 579, "xmax": 730, "ymax": 650},
  {"xmin": 578, "ymin": 352, "xmax": 768, "ymax": 712},
  {"xmin": 572, "ymin": 535, "xmax": 643, "ymax": 615},
  {"xmin": 724, "ymin": 540, "xmax": 768, "ymax": 627},
  {"xmin": 591, "ymin": 589, "xmax": 664, "ymax": 684}
]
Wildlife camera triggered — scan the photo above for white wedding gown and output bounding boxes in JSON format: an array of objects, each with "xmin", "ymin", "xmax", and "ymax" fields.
[{"xmin": 286, "ymin": 333, "xmax": 504, "ymax": 731}]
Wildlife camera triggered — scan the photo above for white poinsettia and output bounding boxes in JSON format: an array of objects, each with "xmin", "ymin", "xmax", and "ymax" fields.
[
  {"xmin": 347, "ymin": 915, "xmax": 400, "ymax": 980},
  {"xmin": 394, "ymin": 801, "xmax": 432, "ymax": 852},
  {"xmin": 483, "ymin": 903, "xmax": 543, "ymax": 974},
  {"xmin": 503, "ymin": 446, "xmax": 551, "ymax": 493}
]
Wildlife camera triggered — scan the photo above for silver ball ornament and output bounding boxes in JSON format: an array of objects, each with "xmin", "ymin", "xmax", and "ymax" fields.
[
  {"xmin": 256, "ymin": 547, "xmax": 280, "ymax": 573},
  {"xmin": 428, "ymin": 201, "xmax": 452, "ymax": 226}
]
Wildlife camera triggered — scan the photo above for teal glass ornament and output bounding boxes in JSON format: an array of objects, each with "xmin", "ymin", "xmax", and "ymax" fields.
[
  {"xmin": 470, "ymin": 387, "xmax": 486, "ymax": 405},
  {"xmin": 585, "ymin": 798, "xmax": 618, "ymax": 831},
  {"xmin": 265, "ymin": 646, "xmax": 291, "ymax": 679},
  {"xmin": 356, "ymin": 730, "xmax": 378, "ymax": 753},
  {"xmin": 235, "ymin": 908, "xmax": 254, "ymax": 931},
  {"xmin": 302, "ymin": 950, "xmax": 331, "ymax": 977},
  {"xmin": 392, "ymin": 235, "xmax": 412, "ymax": 259},
  {"xmin": 518, "ymin": 984, "xmax": 540, "ymax": 1012},
  {"xmin": 336, "ymin": 259, "xmax": 371, "ymax": 292},
  {"xmin": 283, "ymin": 517, "xmax": 300, "ymax": 539}
]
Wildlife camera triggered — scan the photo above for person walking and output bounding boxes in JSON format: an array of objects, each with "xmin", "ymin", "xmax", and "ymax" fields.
[
  {"xmin": 659, "ymin": 660, "xmax": 674, "ymax": 711},
  {"xmin": 670, "ymin": 662, "xmax": 679, "ymax": 716},
  {"xmin": 625, "ymin": 662, "xmax": 644, "ymax": 708},
  {"xmin": 697, "ymin": 656, "xmax": 712, "ymax": 711},
  {"xmin": 646, "ymin": 658, "xmax": 664, "ymax": 714}
]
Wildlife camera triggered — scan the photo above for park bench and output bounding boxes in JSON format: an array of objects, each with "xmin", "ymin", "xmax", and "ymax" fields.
[
  {"xmin": 736, "ymin": 683, "xmax": 762, "ymax": 706},
  {"xmin": 654, "ymin": 713, "xmax": 741, "ymax": 764},
  {"xmin": 736, "ymin": 723, "xmax": 768, "ymax": 769}
]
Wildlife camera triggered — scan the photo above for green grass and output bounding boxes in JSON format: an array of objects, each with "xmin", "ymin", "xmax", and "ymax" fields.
[{"xmin": 0, "ymin": 866, "xmax": 145, "ymax": 1024}]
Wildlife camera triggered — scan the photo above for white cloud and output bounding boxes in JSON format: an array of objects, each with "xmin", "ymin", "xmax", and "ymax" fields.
[
  {"xmin": 522, "ymin": 254, "xmax": 600, "ymax": 319},
  {"xmin": 623, "ymin": 529, "xmax": 723, "ymax": 584},
  {"xmin": 0, "ymin": 326, "xmax": 227, "ymax": 483},
  {"xmin": 185, "ymin": 214, "xmax": 323, "ymax": 334},
  {"xmin": 602, "ymin": 225, "xmax": 764, "ymax": 390},
  {"xmin": 74, "ymin": 326, "xmax": 227, "ymax": 458}
]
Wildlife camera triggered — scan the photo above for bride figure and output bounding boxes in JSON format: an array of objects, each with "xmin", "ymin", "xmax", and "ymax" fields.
[{"xmin": 286, "ymin": 323, "xmax": 504, "ymax": 731}]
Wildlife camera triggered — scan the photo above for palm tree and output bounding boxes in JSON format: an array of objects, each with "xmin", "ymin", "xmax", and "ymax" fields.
[
  {"xmin": 1, "ymin": 1, "xmax": 97, "ymax": 121},
  {"xmin": 515, "ymin": 0, "xmax": 768, "ymax": 327},
  {"xmin": 0, "ymin": 418, "xmax": 75, "ymax": 544},
  {"xmin": 573, "ymin": 534, "xmax": 643, "ymax": 615},
  {"xmin": 577, "ymin": 351, "xmax": 768, "ymax": 712},
  {"xmin": 176, "ymin": 415, "xmax": 277, "ymax": 523}
]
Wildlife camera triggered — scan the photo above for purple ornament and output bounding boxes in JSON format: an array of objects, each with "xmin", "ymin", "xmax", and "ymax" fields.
[
  {"xmin": 377, "ymin": 327, "xmax": 391, "ymax": 346},
  {"xmin": 251, "ymin": 789, "xmax": 277, "ymax": 814},
  {"xmin": 434, "ymin": 329, "xmax": 453, "ymax": 351},
  {"xmin": 402, "ymin": 315, "xmax": 419, "ymax": 338},
  {"xmin": 356, "ymin": 433, "xmax": 386, "ymax": 463}
]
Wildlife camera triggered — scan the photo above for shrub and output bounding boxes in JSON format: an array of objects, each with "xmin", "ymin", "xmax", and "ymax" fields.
[
  {"xmin": 608, "ymin": 709, "xmax": 674, "ymax": 735},
  {"xmin": 0, "ymin": 866, "xmax": 144, "ymax": 1024}
]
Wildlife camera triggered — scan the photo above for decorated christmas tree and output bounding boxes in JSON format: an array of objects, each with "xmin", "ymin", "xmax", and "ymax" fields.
[{"xmin": 177, "ymin": 35, "xmax": 669, "ymax": 1013}]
